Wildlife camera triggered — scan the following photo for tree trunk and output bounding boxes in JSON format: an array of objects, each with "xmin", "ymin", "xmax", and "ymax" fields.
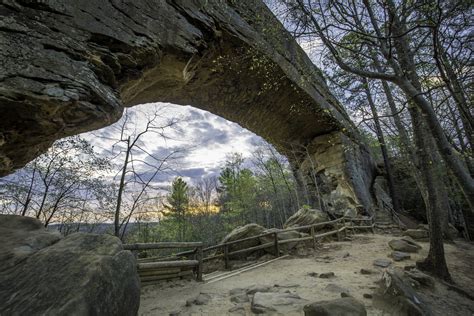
[
  {"xmin": 363, "ymin": 77, "xmax": 400, "ymax": 212},
  {"xmin": 115, "ymin": 137, "xmax": 131, "ymax": 238},
  {"xmin": 409, "ymin": 106, "xmax": 451, "ymax": 281}
]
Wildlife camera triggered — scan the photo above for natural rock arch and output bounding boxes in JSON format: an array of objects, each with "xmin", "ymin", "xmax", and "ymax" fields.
[{"xmin": 0, "ymin": 0, "xmax": 376, "ymax": 213}]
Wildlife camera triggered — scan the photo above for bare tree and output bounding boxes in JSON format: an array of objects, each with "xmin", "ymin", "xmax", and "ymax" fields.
[{"xmin": 101, "ymin": 106, "xmax": 184, "ymax": 239}]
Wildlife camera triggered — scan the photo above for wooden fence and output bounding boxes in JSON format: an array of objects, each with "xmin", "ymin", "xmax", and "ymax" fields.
[
  {"xmin": 123, "ymin": 242, "xmax": 204, "ymax": 284},
  {"xmin": 124, "ymin": 216, "xmax": 374, "ymax": 283}
]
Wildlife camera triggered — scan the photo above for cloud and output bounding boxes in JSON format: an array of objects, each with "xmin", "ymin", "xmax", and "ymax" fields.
[{"xmin": 82, "ymin": 102, "xmax": 278, "ymax": 185}]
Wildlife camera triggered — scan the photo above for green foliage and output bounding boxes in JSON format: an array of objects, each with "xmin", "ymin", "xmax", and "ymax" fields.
[{"xmin": 164, "ymin": 177, "xmax": 189, "ymax": 241}]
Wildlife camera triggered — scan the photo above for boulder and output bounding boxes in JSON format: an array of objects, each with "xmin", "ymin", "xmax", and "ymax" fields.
[
  {"xmin": 284, "ymin": 208, "xmax": 329, "ymax": 230},
  {"xmin": 405, "ymin": 270, "xmax": 435, "ymax": 289},
  {"xmin": 381, "ymin": 268, "xmax": 433, "ymax": 315},
  {"xmin": 260, "ymin": 229, "xmax": 303, "ymax": 254},
  {"xmin": 390, "ymin": 251, "xmax": 411, "ymax": 261},
  {"xmin": 251, "ymin": 292, "xmax": 305, "ymax": 314},
  {"xmin": 230, "ymin": 293, "xmax": 249, "ymax": 303},
  {"xmin": 388, "ymin": 239, "xmax": 421, "ymax": 253},
  {"xmin": 324, "ymin": 283, "xmax": 349, "ymax": 294},
  {"xmin": 373, "ymin": 258, "xmax": 392, "ymax": 268},
  {"xmin": 401, "ymin": 236, "xmax": 423, "ymax": 248},
  {"xmin": 304, "ymin": 297, "xmax": 367, "ymax": 316},
  {"xmin": 0, "ymin": 215, "xmax": 140, "ymax": 315},
  {"xmin": 186, "ymin": 293, "xmax": 211, "ymax": 306},
  {"xmin": 220, "ymin": 224, "xmax": 266, "ymax": 258},
  {"xmin": 319, "ymin": 272, "xmax": 336, "ymax": 278},
  {"xmin": 228, "ymin": 305, "xmax": 246, "ymax": 315},
  {"xmin": 403, "ymin": 229, "xmax": 429, "ymax": 240},
  {"xmin": 447, "ymin": 224, "xmax": 459, "ymax": 239},
  {"xmin": 245, "ymin": 284, "xmax": 275, "ymax": 295}
]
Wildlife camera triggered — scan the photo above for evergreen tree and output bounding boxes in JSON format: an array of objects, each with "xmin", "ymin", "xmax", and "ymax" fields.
[{"xmin": 164, "ymin": 177, "xmax": 189, "ymax": 241}]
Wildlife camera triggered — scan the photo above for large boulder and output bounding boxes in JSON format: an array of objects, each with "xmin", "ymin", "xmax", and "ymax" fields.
[
  {"xmin": 0, "ymin": 215, "xmax": 140, "ymax": 315},
  {"xmin": 303, "ymin": 297, "xmax": 367, "ymax": 316},
  {"xmin": 259, "ymin": 228, "xmax": 302, "ymax": 254},
  {"xmin": 220, "ymin": 224, "xmax": 266, "ymax": 258},
  {"xmin": 284, "ymin": 208, "xmax": 329, "ymax": 230}
]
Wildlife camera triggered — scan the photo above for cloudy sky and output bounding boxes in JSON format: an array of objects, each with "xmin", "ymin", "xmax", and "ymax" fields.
[{"xmin": 82, "ymin": 102, "xmax": 267, "ymax": 186}]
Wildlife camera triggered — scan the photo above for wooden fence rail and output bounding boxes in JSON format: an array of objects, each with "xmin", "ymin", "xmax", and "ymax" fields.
[{"xmin": 124, "ymin": 215, "xmax": 374, "ymax": 284}]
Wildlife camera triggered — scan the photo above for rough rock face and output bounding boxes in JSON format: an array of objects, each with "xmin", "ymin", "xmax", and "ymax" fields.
[
  {"xmin": 0, "ymin": 0, "xmax": 377, "ymax": 214},
  {"xmin": 0, "ymin": 215, "xmax": 140, "ymax": 315},
  {"xmin": 283, "ymin": 208, "xmax": 329, "ymax": 229}
]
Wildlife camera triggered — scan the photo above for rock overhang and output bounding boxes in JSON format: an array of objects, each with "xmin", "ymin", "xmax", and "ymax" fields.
[{"xmin": 0, "ymin": 0, "xmax": 376, "ymax": 212}]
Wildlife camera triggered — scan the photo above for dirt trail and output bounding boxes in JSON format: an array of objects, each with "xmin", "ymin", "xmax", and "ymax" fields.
[{"xmin": 139, "ymin": 234, "xmax": 474, "ymax": 315}]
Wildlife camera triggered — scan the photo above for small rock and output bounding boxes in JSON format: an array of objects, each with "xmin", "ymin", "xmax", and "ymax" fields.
[
  {"xmin": 373, "ymin": 258, "xmax": 392, "ymax": 268},
  {"xmin": 230, "ymin": 294, "xmax": 249, "ymax": 303},
  {"xmin": 363, "ymin": 293, "xmax": 373, "ymax": 299},
  {"xmin": 341, "ymin": 292, "xmax": 352, "ymax": 298},
  {"xmin": 360, "ymin": 268, "xmax": 374, "ymax": 275},
  {"xmin": 342, "ymin": 252, "xmax": 350, "ymax": 258},
  {"xmin": 274, "ymin": 283, "xmax": 300, "ymax": 288},
  {"xmin": 304, "ymin": 297, "xmax": 367, "ymax": 316},
  {"xmin": 391, "ymin": 251, "xmax": 411, "ymax": 261},
  {"xmin": 169, "ymin": 311, "xmax": 180, "ymax": 316},
  {"xmin": 324, "ymin": 283, "xmax": 349, "ymax": 293},
  {"xmin": 229, "ymin": 288, "xmax": 245, "ymax": 296},
  {"xmin": 228, "ymin": 305, "xmax": 246, "ymax": 315},
  {"xmin": 308, "ymin": 272, "xmax": 319, "ymax": 277},
  {"xmin": 186, "ymin": 293, "xmax": 211, "ymax": 306},
  {"xmin": 246, "ymin": 285, "xmax": 273, "ymax": 294},
  {"xmin": 319, "ymin": 272, "xmax": 335, "ymax": 278}
]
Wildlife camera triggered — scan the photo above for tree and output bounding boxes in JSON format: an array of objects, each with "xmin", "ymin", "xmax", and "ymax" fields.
[
  {"xmin": 164, "ymin": 177, "xmax": 189, "ymax": 241},
  {"xmin": 0, "ymin": 136, "xmax": 109, "ymax": 227},
  {"xmin": 100, "ymin": 106, "xmax": 183, "ymax": 239},
  {"xmin": 277, "ymin": 0, "xmax": 473, "ymax": 280},
  {"xmin": 280, "ymin": 0, "xmax": 473, "ymax": 209},
  {"xmin": 218, "ymin": 153, "xmax": 258, "ymax": 226}
]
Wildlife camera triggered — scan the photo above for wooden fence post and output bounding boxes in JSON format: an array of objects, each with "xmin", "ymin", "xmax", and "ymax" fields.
[
  {"xmin": 224, "ymin": 244, "xmax": 230, "ymax": 270},
  {"xmin": 310, "ymin": 226, "xmax": 317, "ymax": 249},
  {"xmin": 196, "ymin": 245, "xmax": 203, "ymax": 281},
  {"xmin": 273, "ymin": 232, "xmax": 280, "ymax": 257}
]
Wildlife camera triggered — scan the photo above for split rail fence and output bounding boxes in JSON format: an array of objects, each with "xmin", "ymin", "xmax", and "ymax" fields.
[{"xmin": 124, "ymin": 216, "xmax": 374, "ymax": 283}]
